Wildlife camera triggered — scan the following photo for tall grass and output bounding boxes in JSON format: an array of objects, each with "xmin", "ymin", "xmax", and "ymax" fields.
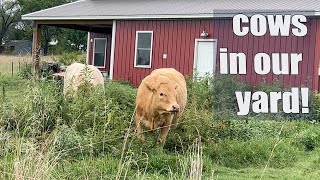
[{"xmin": 0, "ymin": 74, "xmax": 320, "ymax": 179}]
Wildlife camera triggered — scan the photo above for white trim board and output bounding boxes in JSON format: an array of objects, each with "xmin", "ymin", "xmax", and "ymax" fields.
[
  {"xmin": 109, "ymin": 20, "xmax": 116, "ymax": 80},
  {"xmin": 22, "ymin": 14, "xmax": 215, "ymax": 20},
  {"xmin": 86, "ymin": 32, "xmax": 90, "ymax": 64}
]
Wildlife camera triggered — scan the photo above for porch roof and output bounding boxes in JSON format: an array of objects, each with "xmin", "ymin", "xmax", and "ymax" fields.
[{"xmin": 22, "ymin": 0, "xmax": 320, "ymax": 21}]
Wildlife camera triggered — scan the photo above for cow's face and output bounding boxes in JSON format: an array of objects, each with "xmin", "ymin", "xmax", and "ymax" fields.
[
  {"xmin": 143, "ymin": 74, "xmax": 180, "ymax": 114},
  {"xmin": 154, "ymin": 83, "xmax": 180, "ymax": 114}
]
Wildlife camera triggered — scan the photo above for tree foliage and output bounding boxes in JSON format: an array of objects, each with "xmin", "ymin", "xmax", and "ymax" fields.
[
  {"xmin": 0, "ymin": 0, "xmax": 21, "ymax": 44},
  {"xmin": 2, "ymin": 0, "xmax": 87, "ymax": 55}
]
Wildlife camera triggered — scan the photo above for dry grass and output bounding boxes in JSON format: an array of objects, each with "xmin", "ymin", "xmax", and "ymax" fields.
[
  {"xmin": 0, "ymin": 55, "xmax": 32, "ymax": 75},
  {"xmin": 189, "ymin": 138, "xmax": 203, "ymax": 180},
  {"xmin": 0, "ymin": 55, "xmax": 57, "ymax": 75}
]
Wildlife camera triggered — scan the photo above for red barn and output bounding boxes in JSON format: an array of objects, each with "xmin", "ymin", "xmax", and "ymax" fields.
[{"xmin": 22, "ymin": 0, "xmax": 320, "ymax": 91}]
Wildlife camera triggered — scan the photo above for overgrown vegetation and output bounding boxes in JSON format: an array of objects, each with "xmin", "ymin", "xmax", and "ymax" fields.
[
  {"xmin": 57, "ymin": 52, "xmax": 86, "ymax": 66},
  {"xmin": 0, "ymin": 74, "xmax": 320, "ymax": 179}
]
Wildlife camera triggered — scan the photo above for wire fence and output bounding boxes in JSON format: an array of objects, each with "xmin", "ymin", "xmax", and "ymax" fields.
[{"xmin": 0, "ymin": 61, "xmax": 30, "ymax": 76}]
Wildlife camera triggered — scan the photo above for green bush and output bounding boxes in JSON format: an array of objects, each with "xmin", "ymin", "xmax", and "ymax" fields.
[
  {"xmin": 210, "ymin": 75, "xmax": 249, "ymax": 120},
  {"xmin": 294, "ymin": 126, "xmax": 320, "ymax": 151},
  {"xmin": 0, "ymin": 79, "xmax": 59, "ymax": 136},
  {"xmin": 186, "ymin": 76, "xmax": 212, "ymax": 110},
  {"xmin": 0, "ymin": 75, "xmax": 137, "ymax": 157},
  {"xmin": 313, "ymin": 93, "xmax": 320, "ymax": 121},
  {"xmin": 57, "ymin": 52, "xmax": 86, "ymax": 66},
  {"xmin": 57, "ymin": 80, "xmax": 136, "ymax": 156},
  {"xmin": 18, "ymin": 63, "xmax": 32, "ymax": 79},
  {"xmin": 255, "ymin": 80, "xmax": 315, "ymax": 120},
  {"xmin": 53, "ymin": 124, "xmax": 83, "ymax": 156},
  {"xmin": 104, "ymin": 81, "xmax": 136, "ymax": 111}
]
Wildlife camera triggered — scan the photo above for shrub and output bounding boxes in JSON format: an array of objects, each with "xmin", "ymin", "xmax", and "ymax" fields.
[
  {"xmin": 57, "ymin": 52, "xmax": 86, "ymax": 66},
  {"xmin": 313, "ymin": 93, "xmax": 320, "ymax": 121},
  {"xmin": 255, "ymin": 80, "xmax": 315, "ymax": 120},
  {"xmin": 0, "ymin": 79, "xmax": 60, "ymax": 136},
  {"xmin": 186, "ymin": 76, "xmax": 212, "ymax": 110},
  {"xmin": 18, "ymin": 63, "xmax": 32, "ymax": 79},
  {"xmin": 19, "ymin": 80, "xmax": 59, "ymax": 136},
  {"xmin": 55, "ymin": 81, "xmax": 136, "ymax": 156},
  {"xmin": 209, "ymin": 75, "xmax": 249, "ymax": 120},
  {"xmin": 53, "ymin": 124, "xmax": 84, "ymax": 157},
  {"xmin": 104, "ymin": 81, "xmax": 136, "ymax": 110},
  {"xmin": 295, "ymin": 126, "xmax": 320, "ymax": 151}
]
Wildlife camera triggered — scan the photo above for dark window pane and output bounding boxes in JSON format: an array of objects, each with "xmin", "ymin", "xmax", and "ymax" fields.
[
  {"xmin": 136, "ymin": 49, "xmax": 151, "ymax": 66},
  {"xmin": 137, "ymin": 33, "xmax": 152, "ymax": 49},
  {"xmin": 95, "ymin": 39, "xmax": 106, "ymax": 53},
  {"xmin": 94, "ymin": 53, "xmax": 105, "ymax": 67}
]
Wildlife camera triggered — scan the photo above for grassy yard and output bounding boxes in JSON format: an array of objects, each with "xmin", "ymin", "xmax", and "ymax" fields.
[
  {"xmin": 0, "ymin": 55, "xmax": 31, "ymax": 75},
  {"xmin": 0, "ymin": 58, "xmax": 320, "ymax": 179},
  {"xmin": 0, "ymin": 55, "xmax": 59, "ymax": 75}
]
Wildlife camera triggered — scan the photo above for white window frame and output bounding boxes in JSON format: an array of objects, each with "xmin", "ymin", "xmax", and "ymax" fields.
[
  {"xmin": 93, "ymin": 38, "xmax": 107, "ymax": 68},
  {"xmin": 134, "ymin": 31, "xmax": 153, "ymax": 68}
]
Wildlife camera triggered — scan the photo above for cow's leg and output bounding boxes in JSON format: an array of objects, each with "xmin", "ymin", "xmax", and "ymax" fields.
[
  {"xmin": 158, "ymin": 115, "xmax": 173, "ymax": 144},
  {"xmin": 135, "ymin": 115, "xmax": 145, "ymax": 143}
]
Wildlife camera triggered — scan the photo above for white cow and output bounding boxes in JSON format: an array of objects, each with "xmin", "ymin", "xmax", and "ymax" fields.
[{"xmin": 63, "ymin": 63, "xmax": 104, "ymax": 95}]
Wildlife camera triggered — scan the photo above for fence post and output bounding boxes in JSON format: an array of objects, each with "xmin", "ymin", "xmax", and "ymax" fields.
[{"xmin": 11, "ymin": 62, "xmax": 13, "ymax": 76}]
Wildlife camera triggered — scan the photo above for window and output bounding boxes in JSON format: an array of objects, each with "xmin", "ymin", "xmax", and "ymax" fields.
[
  {"xmin": 93, "ymin": 38, "xmax": 107, "ymax": 67},
  {"xmin": 134, "ymin": 31, "xmax": 153, "ymax": 68}
]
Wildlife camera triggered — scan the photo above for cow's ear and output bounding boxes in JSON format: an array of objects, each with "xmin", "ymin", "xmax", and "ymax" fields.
[{"xmin": 143, "ymin": 75, "xmax": 159, "ymax": 91}]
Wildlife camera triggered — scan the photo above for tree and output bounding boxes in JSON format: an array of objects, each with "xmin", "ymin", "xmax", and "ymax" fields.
[
  {"xmin": 4, "ymin": 20, "xmax": 32, "ymax": 42},
  {"xmin": 17, "ymin": 0, "xmax": 79, "ymax": 55},
  {"xmin": 58, "ymin": 29, "xmax": 87, "ymax": 52},
  {"xmin": 0, "ymin": 0, "xmax": 21, "ymax": 44}
]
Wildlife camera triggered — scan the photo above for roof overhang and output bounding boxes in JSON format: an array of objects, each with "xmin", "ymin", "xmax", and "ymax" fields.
[
  {"xmin": 20, "ymin": 0, "xmax": 320, "ymax": 21},
  {"xmin": 22, "ymin": 12, "xmax": 320, "ymax": 21}
]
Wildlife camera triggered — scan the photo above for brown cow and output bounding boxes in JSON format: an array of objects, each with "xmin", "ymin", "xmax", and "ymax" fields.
[{"xmin": 135, "ymin": 68, "xmax": 187, "ymax": 144}]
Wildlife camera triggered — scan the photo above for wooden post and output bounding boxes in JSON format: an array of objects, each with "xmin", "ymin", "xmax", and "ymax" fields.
[{"xmin": 32, "ymin": 21, "xmax": 41, "ymax": 76}]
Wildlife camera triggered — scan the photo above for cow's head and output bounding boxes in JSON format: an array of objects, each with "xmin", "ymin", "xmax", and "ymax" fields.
[{"xmin": 143, "ymin": 74, "xmax": 180, "ymax": 114}]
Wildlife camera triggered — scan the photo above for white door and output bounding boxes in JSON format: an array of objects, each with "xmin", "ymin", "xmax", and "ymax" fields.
[{"xmin": 194, "ymin": 40, "xmax": 217, "ymax": 78}]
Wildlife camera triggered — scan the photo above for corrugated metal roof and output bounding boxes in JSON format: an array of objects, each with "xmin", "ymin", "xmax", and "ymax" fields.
[
  {"xmin": 6, "ymin": 40, "xmax": 31, "ymax": 46},
  {"xmin": 22, "ymin": 0, "xmax": 320, "ymax": 20}
]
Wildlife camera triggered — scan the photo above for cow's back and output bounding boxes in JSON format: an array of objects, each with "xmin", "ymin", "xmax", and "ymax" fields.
[
  {"xmin": 87, "ymin": 65, "xmax": 104, "ymax": 86},
  {"xmin": 64, "ymin": 63, "xmax": 83, "ymax": 94},
  {"xmin": 63, "ymin": 63, "xmax": 104, "ymax": 95}
]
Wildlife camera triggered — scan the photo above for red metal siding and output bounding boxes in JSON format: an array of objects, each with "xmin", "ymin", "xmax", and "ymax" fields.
[
  {"xmin": 88, "ymin": 32, "xmax": 112, "ymax": 73},
  {"xmin": 112, "ymin": 19, "xmax": 319, "ymax": 90},
  {"xmin": 113, "ymin": 20, "xmax": 213, "ymax": 86},
  {"xmin": 315, "ymin": 19, "xmax": 320, "ymax": 92}
]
